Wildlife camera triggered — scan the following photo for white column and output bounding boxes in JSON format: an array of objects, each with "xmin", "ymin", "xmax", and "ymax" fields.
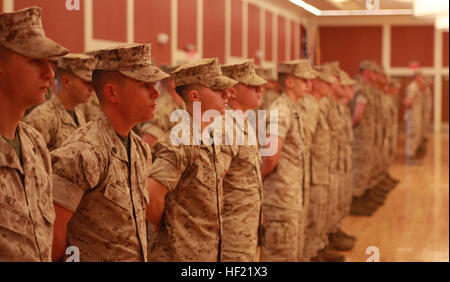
[
  {"xmin": 126, "ymin": 0, "xmax": 134, "ymax": 43},
  {"xmin": 382, "ymin": 23, "xmax": 391, "ymax": 73},
  {"xmin": 84, "ymin": 0, "xmax": 93, "ymax": 51},
  {"xmin": 3, "ymin": 0, "xmax": 13, "ymax": 12},
  {"xmin": 197, "ymin": 0, "xmax": 203, "ymax": 59},
  {"xmin": 225, "ymin": 0, "xmax": 231, "ymax": 63},
  {"xmin": 434, "ymin": 29, "xmax": 443, "ymax": 133},
  {"xmin": 171, "ymin": 0, "xmax": 178, "ymax": 65}
]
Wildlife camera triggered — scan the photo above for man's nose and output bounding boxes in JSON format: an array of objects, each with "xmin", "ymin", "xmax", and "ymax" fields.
[{"xmin": 42, "ymin": 59, "xmax": 55, "ymax": 81}]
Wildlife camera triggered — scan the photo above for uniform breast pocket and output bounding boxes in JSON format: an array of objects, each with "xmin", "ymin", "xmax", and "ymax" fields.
[
  {"xmin": 0, "ymin": 192, "xmax": 30, "ymax": 236},
  {"xmin": 104, "ymin": 182, "xmax": 132, "ymax": 211},
  {"xmin": 194, "ymin": 164, "xmax": 216, "ymax": 190},
  {"xmin": 38, "ymin": 199, "xmax": 56, "ymax": 225}
]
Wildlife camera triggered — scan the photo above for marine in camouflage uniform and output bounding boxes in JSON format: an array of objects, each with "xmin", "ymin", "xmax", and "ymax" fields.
[
  {"xmin": 381, "ymin": 84, "xmax": 399, "ymax": 174},
  {"xmin": 404, "ymin": 73, "xmax": 425, "ymax": 159},
  {"xmin": 319, "ymin": 63, "xmax": 345, "ymax": 241},
  {"xmin": 51, "ymin": 43, "xmax": 169, "ymax": 262},
  {"xmin": 369, "ymin": 65, "xmax": 386, "ymax": 189},
  {"xmin": 386, "ymin": 78, "xmax": 401, "ymax": 167},
  {"xmin": 302, "ymin": 69, "xmax": 336, "ymax": 261},
  {"xmin": 420, "ymin": 76, "xmax": 433, "ymax": 151},
  {"xmin": 351, "ymin": 61, "xmax": 378, "ymax": 198},
  {"xmin": 0, "ymin": 7, "xmax": 68, "ymax": 261},
  {"xmin": 148, "ymin": 58, "xmax": 238, "ymax": 262},
  {"xmin": 262, "ymin": 60, "xmax": 318, "ymax": 262},
  {"xmin": 337, "ymin": 70, "xmax": 357, "ymax": 222},
  {"xmin": 24, "ymin": 54, "xmax": 96, "ymax": 151},
  {"xmin": 220, "ymin": 60, "xmax": 267, "ymax": 262},
  {"xmin": 256, "ymin": 66, "xmax": 281, "ymax": 110},
  {"xmin": 297, "ymin": 94, "xmax": 320, "ymax": 261}
]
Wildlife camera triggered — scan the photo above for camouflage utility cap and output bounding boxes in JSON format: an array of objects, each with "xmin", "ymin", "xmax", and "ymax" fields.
[
  {"xmin": 324, "ymin": 61, "xmax": 341, "ymax": 77},
  {"xmin": 58, "ymin": 53, "xmax": 96, "ymax": 82},
  {"xmin": 314, "ymin": 65, "xmax": 337, "ymax": 84},
  {"xmin": 221, "ymin": 60, "xmax": 267, "ymax": 86},
  {"xmin": 172, "ymin": 58, "xmax": 237, "ymax": 90},
  {"xmin": 93, "ymin": 43, "xmax": 169, "ymax": 83},
  {"xmin": 279, "ymin": 59, "xmax": 319, "ymax": 80},
  {"xmin": 339, "ymin": 70, "xmax": 357, "ymax": 86},
  {"xmin": 360, "ymin": 60, "xmax": 378, "ymax": 72},
  {"xmin": 159, "ymin": 64, "xmax": 177, "ymax": 75},
  {"xmin": 255, "ymin": 66, "xmax": 277, "ymax": 81},
  {"xmin": 374, "ymin": 63, "xmax": 386, "ymax": 75},
  {"xmin": 0, "ymin": 7, "xmax": 68, "ymax": 58}
]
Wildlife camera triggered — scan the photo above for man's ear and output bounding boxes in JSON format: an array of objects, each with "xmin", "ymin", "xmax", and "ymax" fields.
[
  {"xmin": 227, "ymin": 87, "xmax": 237, "ymax": 99},
  {"xmin": 61, "ymin": 75, "xmax": 71, "ymax": 89},
  {"xmin": 104, "ymin": 82, "xmax": 119, "ymax": 103},
  {"xmin": 188, "ymin": 89, "xmax": 200, "ymax": 103},
  {"xmin": 285, "ymin": 76, "xmax": 294, "ymax": 89}
]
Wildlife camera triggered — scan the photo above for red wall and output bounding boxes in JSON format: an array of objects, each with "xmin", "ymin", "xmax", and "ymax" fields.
[
  {"xmin": 443, "ymin": 32, "xmax": 449, "ymax": 67},
  {"xmin": 319, "ymin": 26, "xmax": 382, "ymax": 75},
  {"xmin": 277, "ymin": 15, "xmax": 286, "ymax": 63},
  {"xmin": 265, "ymin": 11, "xmax": 273, "ymax": 62},
  {"xmin": 203, "ymin": 0, "xmax": 226, "ymax": 63},
  {"xmin": 93, "ymin": 0, "xmax": 127, "ymax": 43},
  {"xmin": 231, "ymin": 0, "xmax": 243, "ymax": 58},
  {"xmin": 15, "ymin": 0, "xmax": 85, "ymax": 53},
  {"xmin": 391, "ymin": 25, "xmax": 434, "ymax": 67},
  {"xmin": 178, "ymin": 0, "xmax": 197, "ymax": 52},
  {"xmin": 248, "ymin": 3, "xmax": 260, "ymax": 64},
  {"xmin": 134, "ymin": 0, "xmax": 171, "ymax": 65}
]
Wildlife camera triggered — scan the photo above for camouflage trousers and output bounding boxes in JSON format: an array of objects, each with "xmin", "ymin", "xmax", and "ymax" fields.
[
  {"xmin": 352, "ymin": 144, "xmax": 374, "ymax": 197},
  {"xmin": 221, "ymin": 202, "xmax": 262, "ymax": 262},
  {"xmin": 326, "ymin": 173, "xmax": 341, "ymax": 235},
  {"xmin": 339, "ymin": 170, "xmax": 354, "ymax": 220},
  {"xmin": 262, "ymin": 205, "xmax": 303, "ymax": 262},
  {"xmin": 303, "ymin": 184, "xmax": 329, "ymax": 260},
  {"xmin": 369, "ymin": 148, "xmax": 384, "ymax": 188},
  {"xmin": 405, "ymin": 111, "xmax": 423, "ymax": 158},
  {"xmin": 299, "ymin": 174, "xmax": 311, "ymax": 261}
]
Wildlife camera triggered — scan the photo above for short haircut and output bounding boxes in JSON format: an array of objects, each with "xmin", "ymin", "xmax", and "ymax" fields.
[
  {"xmin": 175, "ymin": 83, "xmax": 200, "ymax": 104},
  {"xmin": 278, "ymin": 73, "xmax": 289, "ymax": 89},
  {"xmin": 55, "ymin": 69, "xmax": 75, "ymax": 92},
  {"xmin": 92, "ymin": 70, "xmax": 125, "ymax": 103}
]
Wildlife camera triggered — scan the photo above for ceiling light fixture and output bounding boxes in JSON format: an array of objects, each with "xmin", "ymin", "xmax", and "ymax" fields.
[
  {"xmin": 289, "ymin": 0, "xmax": 413, "ymax": 16},
  {"xmin": 320, "ymin": 9, "xmax": 413, "ymax": 16},
  {"xmin": 289, "ymin": 0, "xmax": 322, "ymax": 16}
]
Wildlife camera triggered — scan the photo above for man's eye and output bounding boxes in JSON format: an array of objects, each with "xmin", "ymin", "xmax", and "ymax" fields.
[{"xmin": 141, "ymin": 84, "xmax": 149, "ymax": 88}]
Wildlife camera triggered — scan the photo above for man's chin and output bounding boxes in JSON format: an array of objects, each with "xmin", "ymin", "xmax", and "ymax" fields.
[{"xmin": 32, "ymin": 92, "xmax": 47, "ymax": 105}]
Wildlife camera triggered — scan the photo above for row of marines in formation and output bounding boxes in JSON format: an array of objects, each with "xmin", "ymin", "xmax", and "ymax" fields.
[{"xmin": 0, "ymin": 6, "xmax": 425, "ymax": 262}]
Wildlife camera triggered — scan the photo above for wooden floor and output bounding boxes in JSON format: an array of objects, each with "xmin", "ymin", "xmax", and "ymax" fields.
[{"xmin": 341, "ymin": 133, "xmax": 449, "ymax": 262}]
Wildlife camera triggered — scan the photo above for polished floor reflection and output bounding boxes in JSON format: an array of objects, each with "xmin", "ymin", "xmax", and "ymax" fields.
[{"xmin": 341, "ymin": 133, "xmax": 449, "ymax": 262}]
